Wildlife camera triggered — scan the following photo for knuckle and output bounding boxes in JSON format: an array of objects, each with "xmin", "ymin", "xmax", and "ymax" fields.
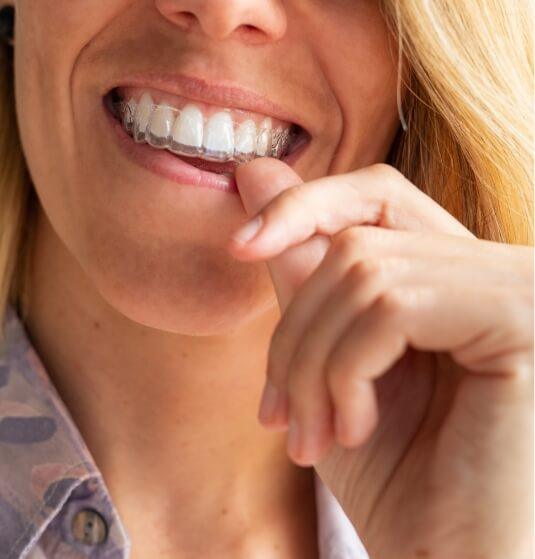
[
  {"xmin": 330, "ymin": 232, "xmax": 356, "ymax": 261},
  {"xmin": 264, "ymin": 185, "xmax": 303, "ymax": 224},
  {"xmin": 332, "ymin": 226, "xmax": 375, "ymax": 259},
  {"xmin": 281, "ymin": 184, "xmax": 306, "ymax": 208},
  {"xmin": 376, "ymin": 287, "xmax": 410, "ymax": 317},
  {"xmin": 370, "ymin": 162, "xmax": 403, "ymax": 188},
  {"xmin": 507, "ymin": 357, "xmax": 534, "ymax": 383},
  {"xmin": 344, "ymin": 258, "xmax": 385, "ymax": 288},
  {"xmin": 369, "ymin": 163, "xmax": 407, "ymax": 206},
  {"xmin": 326, "ymin": 359, "xmax": 358, "ymax": 396}
]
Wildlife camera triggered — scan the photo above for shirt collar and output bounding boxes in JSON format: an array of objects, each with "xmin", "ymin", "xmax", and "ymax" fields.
[{"xmin": 0, "ymin": 303, "xmax": 368, "ymax": 559}]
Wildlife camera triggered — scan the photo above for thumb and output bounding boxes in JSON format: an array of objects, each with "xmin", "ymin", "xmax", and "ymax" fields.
[
  {"xmin": 234, "ymin": 158, "xmax": 331, "ymax": 312},
  {"xmin": 235, "ymin": 156, "xmax": 303, "ymax": 216}
]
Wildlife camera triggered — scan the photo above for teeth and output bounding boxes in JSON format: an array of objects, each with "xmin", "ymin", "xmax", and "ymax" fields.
[
  {"xmin": 133, "ymin": 93, "xmax": 153, "ymax": 142},
  {"xmin": 123, "ymin": 98, "xmax": 136, "ymax": 132},
  {"xmin": 272, "ymin": 128, "xmax": 290, "ymax": 158},
  {"xmin": 256, "ymin": 118, "xmax": 273, "ymax": 157},
  {"xmin": 147, "ymin": 104, "xmax": 174, "ymax": 147},
  {"xmin": 116, "ymin": 96, "xmax": 299, "ymax": 163},
  {"xmin": 203, "ymin": 111, "xmax": 234, "ymax": 161},
  {"xmin": 234, "ymin": 119, "xmax": 257, "ymax": 159},
  {"xmin": 171, "ymin": 104, "xmax": 204, "ymax": 155}
]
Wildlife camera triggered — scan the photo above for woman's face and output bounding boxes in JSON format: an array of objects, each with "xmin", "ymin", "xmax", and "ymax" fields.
[{"xmin": 10, "ymin": 0, "xmax": 401, "ymax": 333}]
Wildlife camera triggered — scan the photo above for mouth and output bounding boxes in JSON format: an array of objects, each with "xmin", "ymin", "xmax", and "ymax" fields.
[{"xmin": 103, "ymin": 84, "xmax": 311, "ymax": 193}]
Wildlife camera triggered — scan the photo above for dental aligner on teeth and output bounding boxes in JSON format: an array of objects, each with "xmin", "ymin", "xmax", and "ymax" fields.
[{"xmin": 113, "ymin": 96, "xmax": 299, "ymax": 164}]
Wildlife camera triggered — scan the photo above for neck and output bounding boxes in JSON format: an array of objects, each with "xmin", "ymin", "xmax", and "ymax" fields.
[{"xmin": 23, "ymin": 207, "xmax": 318, "ymax": 557}]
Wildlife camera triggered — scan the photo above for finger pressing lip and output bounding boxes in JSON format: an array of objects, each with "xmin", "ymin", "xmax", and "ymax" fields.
[
  {"xmin": 232, "ymin": 157, "xmax": 304, "ymax": 219},
  {"xmin": 227, "ymin": 157, "xmax": 307, "ymax": 254},
  {"xmin": 230, "ymin": 160, "xmax": 478, "ymax": 261}
]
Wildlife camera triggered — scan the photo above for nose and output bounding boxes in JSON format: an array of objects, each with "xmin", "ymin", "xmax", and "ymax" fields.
[{"xmin": 154, "ymin": 0, "xmax": 287, "ymax": 43}]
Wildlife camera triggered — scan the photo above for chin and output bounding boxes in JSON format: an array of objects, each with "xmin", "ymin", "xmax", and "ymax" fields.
[{"xmin": 85, "ymin": 239, "xmax": 278, "ymax": 336}]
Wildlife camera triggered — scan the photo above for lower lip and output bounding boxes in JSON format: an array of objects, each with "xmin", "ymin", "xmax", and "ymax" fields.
[{"xmin": 103, "ymin": 100, "xmax": 308, "ymax": 195}]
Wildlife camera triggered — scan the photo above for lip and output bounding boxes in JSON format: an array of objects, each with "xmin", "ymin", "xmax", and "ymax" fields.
[
  {"xmin": 103, "ymin": 71, "xmax": 308, "ymax": 133},
  {"xmin": 102, "ymin": 96, "xmax": 309, "ymax": 195}
]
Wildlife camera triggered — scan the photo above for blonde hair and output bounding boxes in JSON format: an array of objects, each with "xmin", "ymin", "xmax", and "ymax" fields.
[{"xmin": 0, "ymin": 1, "xmax": 533, "ymax": 333}]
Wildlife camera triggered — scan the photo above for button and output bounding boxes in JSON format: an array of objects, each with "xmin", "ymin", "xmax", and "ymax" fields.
[{"xmin": 71, "ymin": 508, "xmax": 108, "ymax": 545}]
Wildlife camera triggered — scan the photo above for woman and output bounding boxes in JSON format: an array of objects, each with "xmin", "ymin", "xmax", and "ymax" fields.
[{"xmin": 0, "ymin": 1, "xmax": 532, "ymax": 558}]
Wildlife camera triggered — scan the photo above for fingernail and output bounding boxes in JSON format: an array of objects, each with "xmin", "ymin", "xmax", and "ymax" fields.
[
  {"xmin": 287, "ymin": 416, "xmax": 302, "ymax": 459},
  {"xmin": 231, "ymin": 215, "xmax": 263, "ymax": 244},
  {"xmin": 258, "ymin": 380, "xmax": 280, "ymax": 424}
]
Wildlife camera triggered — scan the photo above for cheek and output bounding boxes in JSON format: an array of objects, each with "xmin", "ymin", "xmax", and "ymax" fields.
[
  {"xmin": 14, "ymin": 1, "xmax": 128, "ymax": 211},
  {"xmin": 13, "ymin": 3, "xmax": 110, "ymax": 241},
  {"xmin": 307, "ymin": 3, "xmax": 400, "ymax": 169},
  {"xmin": 316, "ymin": 1, "xmax": 398, "ymax": 92}
]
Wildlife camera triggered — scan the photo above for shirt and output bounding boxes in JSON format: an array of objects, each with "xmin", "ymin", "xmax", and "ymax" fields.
[{"xmin": 0, "ymin": 304, "xmax": 370, "ymax": 559}]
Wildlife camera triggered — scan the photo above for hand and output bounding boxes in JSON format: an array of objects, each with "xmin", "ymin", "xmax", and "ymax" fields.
[{"xmin": 226, "ymin": 158, "xmax": 533, "ymax": 559}]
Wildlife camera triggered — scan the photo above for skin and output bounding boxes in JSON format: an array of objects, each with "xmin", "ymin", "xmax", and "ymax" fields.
[
  {"xmin": 229, "ymin": 159, "xmax": 533, "ymax": 558},
  {"xmin": 5, "ymin": 0, "xmax": 401, "ymax": 557},
  {"xmin": 4, "ymin": 0, "xmax": 532, "ymax": 558}
]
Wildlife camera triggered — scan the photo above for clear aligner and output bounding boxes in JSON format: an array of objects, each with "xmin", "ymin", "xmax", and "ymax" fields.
[{"xmin": 114, "ymin": 99, "xmax": 295, "ymax": 164}]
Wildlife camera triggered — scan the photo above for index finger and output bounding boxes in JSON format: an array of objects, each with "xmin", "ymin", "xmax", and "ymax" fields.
[{"xmin": 228, "ymin": 163, "xmax": 476, "ymax": 259}]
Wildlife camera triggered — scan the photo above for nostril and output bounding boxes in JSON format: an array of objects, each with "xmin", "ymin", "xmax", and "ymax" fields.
[
  {"xmin": 160, "ymin": 11, "xmax": 199, "ymax": 31},
  {"xmin": 167, "ymin": 11, "xmax": 198, "ymax": 32},
  {"xmin": 239, "ymin": 23, "xmax": 264, "ymax": 38},
  {"xmin": 179, "ymin": 11, "xmax": 196, "ymax": 21}
]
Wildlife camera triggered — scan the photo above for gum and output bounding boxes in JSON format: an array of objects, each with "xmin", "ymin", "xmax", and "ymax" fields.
[{"xmin": 114, "ymin": 100, "xmax": 296, "ymax": 163}]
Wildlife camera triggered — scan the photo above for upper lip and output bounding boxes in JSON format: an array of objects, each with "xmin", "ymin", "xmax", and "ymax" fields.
[{"xmin": 105, "ymin": 71, "xmax": 305, "ymax": 131}]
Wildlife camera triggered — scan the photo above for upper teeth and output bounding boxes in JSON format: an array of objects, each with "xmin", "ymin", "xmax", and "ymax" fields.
[{"xmin": 117, "ymin": 92, "xmax": 294, "ymax": 163}]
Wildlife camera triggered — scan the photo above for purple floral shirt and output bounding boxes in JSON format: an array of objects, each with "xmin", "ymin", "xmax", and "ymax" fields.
[{"xmin": 0, "ymin": 304, "xmax": 369, "ymax": 559}]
